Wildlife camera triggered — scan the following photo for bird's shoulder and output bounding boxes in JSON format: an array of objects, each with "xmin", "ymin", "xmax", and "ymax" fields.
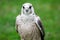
[
  {"xmin": 16, "ymin": 14, "xmax": 21, "ymax": 19},
  {"xmin": 16, "ymin": 14, "xmax": 21, "ymax": 24},
  {"xmin": 35, "ymin": 15, "xmax": 41, "ymax": 21}
]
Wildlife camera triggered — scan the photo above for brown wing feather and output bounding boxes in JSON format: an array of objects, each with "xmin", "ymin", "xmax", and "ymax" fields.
[
  {"xmin": 37, "ymin": 19, "xmax": 45, "ymax": 40},
  {"xmin": 36, "ymin": 16, "xmax": 45, "ymax": 40},
  {"xmin": 16, "ymin": 25, "xmax": 18, "ymax": 33},
  {"xmin": 15, "ymin": 15, "xmax": 20, "ymax": 33}
]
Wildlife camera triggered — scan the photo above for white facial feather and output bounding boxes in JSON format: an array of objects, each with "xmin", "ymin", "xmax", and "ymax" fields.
[{"xmin": 21, "ymin": 3, "xmax": 35, "ymax": 15}]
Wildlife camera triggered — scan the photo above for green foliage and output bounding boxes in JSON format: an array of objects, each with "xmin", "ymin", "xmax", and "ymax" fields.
[{"xmin": 0, "ymin": 0, "xmax": 60, "ymax": 40}]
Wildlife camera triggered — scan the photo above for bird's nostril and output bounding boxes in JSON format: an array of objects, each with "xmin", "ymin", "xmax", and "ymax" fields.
[{"xmin": 26, "ymin": 10, "xmax": 28, "ymax": 12}]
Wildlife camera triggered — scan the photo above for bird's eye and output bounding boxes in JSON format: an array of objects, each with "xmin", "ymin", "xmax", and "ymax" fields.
[
  {"xmin": 23, "ymin": 6, "xmax": 25, "ymax": 9},
  {"xmin": 29, "ymin": 6, "xmax": 32, "ymax": 9}
]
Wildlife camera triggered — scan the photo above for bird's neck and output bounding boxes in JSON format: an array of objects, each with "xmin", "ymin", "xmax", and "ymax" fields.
[{"xmin": 21, "ymin": 14, "xmax": 34, "ymax": 20}]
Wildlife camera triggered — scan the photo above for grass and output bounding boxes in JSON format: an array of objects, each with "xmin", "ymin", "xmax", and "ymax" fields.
[{"xmin": 0, "ymin": 0, "xmax": 60, "ymax": 40}]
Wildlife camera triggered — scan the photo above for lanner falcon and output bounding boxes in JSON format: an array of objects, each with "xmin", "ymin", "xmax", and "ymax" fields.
[{"xmin": 16, "ymin": 3, "xmax": 45, "ymax": 40}]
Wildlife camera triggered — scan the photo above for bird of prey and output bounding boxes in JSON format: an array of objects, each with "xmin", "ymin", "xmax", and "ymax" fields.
[{"xmin": 15, "ymin": 3, "xmax": 45, "ymax": 40}]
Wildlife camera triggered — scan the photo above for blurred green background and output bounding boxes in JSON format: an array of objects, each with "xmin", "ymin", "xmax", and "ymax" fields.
[{"xmin": 0, "ymin": 0, "xmax": 60, "ymax": 40}]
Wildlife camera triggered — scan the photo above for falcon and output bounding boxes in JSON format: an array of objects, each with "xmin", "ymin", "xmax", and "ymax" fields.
[{"xmin": 15, "ymin": 3, "xmax": 45, "ymax": 40}]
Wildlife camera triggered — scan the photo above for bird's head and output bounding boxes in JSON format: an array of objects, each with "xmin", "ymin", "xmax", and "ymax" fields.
[{"xmin": 21, "ymin": 3, "xmax": 35, "ymax": 15}]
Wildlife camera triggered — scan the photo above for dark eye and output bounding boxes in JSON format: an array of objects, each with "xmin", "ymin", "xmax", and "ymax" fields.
[
  {"xmin": 29, "ymin": 6, "xmax": 32, "ymax": 9},
  {"xmin": 23, "ymin": 6, "xmax": 25, "ymax": 9}
]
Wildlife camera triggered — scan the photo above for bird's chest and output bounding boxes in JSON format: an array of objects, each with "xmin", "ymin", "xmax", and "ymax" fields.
[
  {"xmin": 18, "ymin": 22, "xmax": 36, "ymax": 38},
  {"xmin": 18, "ymin": 16, "xmax": 36, "ymax": 35},
  {"xmin": 20, "ymin": 16, "xmax": 35, "ymax": 30},
  {"xmin": 17, "ymin": 15, "xmax": 35, "ymax": 26},
  {"xmin": 20, "ymin": 22, "xmax": 35, "ymax": 33}
]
